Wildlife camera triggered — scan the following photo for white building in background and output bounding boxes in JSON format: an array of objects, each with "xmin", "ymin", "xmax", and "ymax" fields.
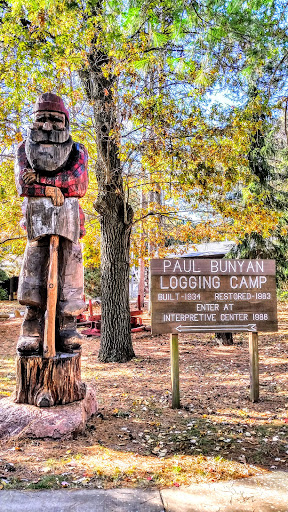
[
  {"xmin": 129, "ymin": 241, "xmax": 236, "ymax": 299},
  {"xmin": 167, "ymin": 241, "xmax": 236, "ymax": 259}
]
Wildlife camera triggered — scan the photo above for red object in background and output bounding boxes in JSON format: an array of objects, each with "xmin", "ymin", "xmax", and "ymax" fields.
[
  {"xmin": 76, "ymin": 295, "xmax": 88, "ymax": 323},
  {"xmin": 81, "ymin": 327, "xmax": 101, "ymax": 336},
  {"xmin": 77, "ymin": 313, "xmax": 86, "ymax": 323},
  {"xmin": 88, "ymin": 299, "xmax": 101, "ymax": 322},
  {"xmin": 80, "ymin": 304, "xmax": 146, "ymax": 336}
]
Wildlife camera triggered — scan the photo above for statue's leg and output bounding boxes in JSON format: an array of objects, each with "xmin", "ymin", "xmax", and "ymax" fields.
[
  {"xmin": 57, "ymin": 239, "xmax": 86, "ymax": 353},
  {"xmin": 17, "ymin": 306, "xmax": 43, "ymax": 354},
  {"xmin": 17, "ymin": 238, "xmax": 49, "ymax": 355}
]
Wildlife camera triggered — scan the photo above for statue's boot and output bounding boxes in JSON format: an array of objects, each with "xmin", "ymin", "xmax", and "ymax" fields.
[
  {"xmin": 17, "ymin": 306, "xmax": 43, "ymax": 355},
  {"xmin": 57, "ymin": 315, "xmax": 82, "ymax": 353},
  {"xmin": 17, "ymin": 335, "xmax": 41, "ymax": 355}
]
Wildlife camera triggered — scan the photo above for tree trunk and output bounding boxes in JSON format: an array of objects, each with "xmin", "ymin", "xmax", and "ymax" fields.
[
  {"xmin": 215, "ymin": 332, "xmax": 234, "ymax": 346},
  {"xmin": 98, "ymin": 200, "xmax": 135, "ymax": 362},
  {"xmin": 15, "ymin": 353, "xmax": 86, "ymax": 407},
  {"xmin": 80, "ymin": 17, "xmax": 135, "ymax": 362}
]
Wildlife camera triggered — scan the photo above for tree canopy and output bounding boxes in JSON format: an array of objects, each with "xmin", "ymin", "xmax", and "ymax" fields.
[
  {"xmin": 1, "ymin": 0, "xmax": 288, "ymax": 358},
  {"xmin": 1, "ymin": 0, "xmax": 287, "ymax": 263}
]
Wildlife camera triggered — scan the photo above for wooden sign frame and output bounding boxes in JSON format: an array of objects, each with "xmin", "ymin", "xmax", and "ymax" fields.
[
  {"xmin": 151, "ymin": 258, "xmax": 277, "ymax": 335},
  {"xmin": 150, "ymin": 258, "xmax": 278, "ymax": 407}
]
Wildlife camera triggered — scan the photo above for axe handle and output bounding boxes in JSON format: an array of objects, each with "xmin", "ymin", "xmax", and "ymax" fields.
[{"xmin": 43, "ymin": 235, "xmax": 59, "ymax": 358}]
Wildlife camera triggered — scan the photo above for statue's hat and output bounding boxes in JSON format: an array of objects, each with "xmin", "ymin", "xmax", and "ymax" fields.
[{"xmin": 33, "ymin": 92, "xmax": 69, "ymax": 122}]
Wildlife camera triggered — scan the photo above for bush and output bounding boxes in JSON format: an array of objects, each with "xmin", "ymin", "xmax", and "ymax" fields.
[
  {"xmin": 0, "ymin": 268, "xmax": 9, "ymax": 284},
  {"xmin": 277, "ymin": 289, "xmax": 288, "ymax": 302},
  {"xmin": 0, "ymin": 268, "xmax": 9, "ymax": 300},
  {"xmin": 0, "ymin": 288, "xmax": 8, "ymax": 300},
  {"xmin": 84, "ymin": 267, "xmax": 101, "ymax": 298}
]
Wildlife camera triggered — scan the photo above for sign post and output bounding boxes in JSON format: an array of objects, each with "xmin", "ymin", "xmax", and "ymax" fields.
[
  {"xmin": 150, "ymin": 258, "xmax": 278, "ymax": 406},
  {"xmin": 170, "ymin": 333, "xmax": 180, "ymax": 408},
  {"xmin": 249, "ymin": 332, "xmax": 259, "ymax": 402}
]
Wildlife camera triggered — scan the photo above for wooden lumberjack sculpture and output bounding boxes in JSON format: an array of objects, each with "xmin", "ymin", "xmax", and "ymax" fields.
[{"xmin": 14, "ymin": 93, "xmax": 89, "ymax": 407}]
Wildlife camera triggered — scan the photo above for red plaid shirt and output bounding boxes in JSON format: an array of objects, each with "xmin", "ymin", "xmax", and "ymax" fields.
[{"xmin": 15, "ymin": 141, "xmax": 88, "ymax": 238}]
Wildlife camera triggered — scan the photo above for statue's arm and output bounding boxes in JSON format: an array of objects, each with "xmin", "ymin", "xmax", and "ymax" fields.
[
  {"xmin": 38, "ymin": 144, "xmax": 88, "ymax": 198},
  {"xmin": 15, "ymin": 143, "xmax": 64, "ymax": 206},
  {"xmin": 15, "ymin": 144, "xmax": 46, "ymax": 197}
]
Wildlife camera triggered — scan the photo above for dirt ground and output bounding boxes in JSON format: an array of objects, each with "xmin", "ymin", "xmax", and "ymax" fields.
[{"xmin": 0, "ymin": 300, "xmax": 287, "ymax": 490}]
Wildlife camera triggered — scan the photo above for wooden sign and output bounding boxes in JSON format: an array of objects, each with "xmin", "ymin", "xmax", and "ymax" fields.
[{"xmin": 151, "ymin": 259, "xmax": 278, "ymax": 334}]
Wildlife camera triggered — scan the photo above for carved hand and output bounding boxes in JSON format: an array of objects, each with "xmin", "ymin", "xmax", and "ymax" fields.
[
  {"xmin": 22, "ymin": 169, "xmax": 39, "ymax": 184},
  {"xmin": 45, "ymin": 186, "xmax": 64, "ymax": 206}
]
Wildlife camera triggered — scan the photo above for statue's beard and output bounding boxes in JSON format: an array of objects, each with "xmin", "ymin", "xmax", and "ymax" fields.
[{"xmin": 25, "ymin": 130, "xmax": 73, "ymax": 172}]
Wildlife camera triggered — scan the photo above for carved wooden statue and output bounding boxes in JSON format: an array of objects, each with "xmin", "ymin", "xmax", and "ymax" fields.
[{"xmin": 14, "ymin": 93, "xmax": 88, "ymax": 407}]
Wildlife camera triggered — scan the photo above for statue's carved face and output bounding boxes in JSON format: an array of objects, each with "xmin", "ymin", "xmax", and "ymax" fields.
[
  {"xmin": 34, "ymin": 111, "xmax": 66, "ymax": 131},
  {"xmin": 25, "ymin": 110, "xmax": 73, "ymax": 173}
]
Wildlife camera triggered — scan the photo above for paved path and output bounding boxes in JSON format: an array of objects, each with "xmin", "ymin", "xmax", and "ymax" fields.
[
  {"xmin": 161, "ymin": 471, "xmax": 288, "ymax": 511},
  {"xmin": 0, "ymin": 488, "xmax": 164, "ymax": 512},
  {"xmin": 0, "ymin": 471, "xmax": 287, "ymax": 511}
]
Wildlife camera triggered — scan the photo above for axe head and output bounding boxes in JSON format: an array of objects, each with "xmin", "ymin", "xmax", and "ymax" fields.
[{"xmin": 26, "ymin": 197, "xmax": 80, "ymax": 243}]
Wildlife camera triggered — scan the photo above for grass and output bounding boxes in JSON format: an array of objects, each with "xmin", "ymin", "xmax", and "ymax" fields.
[
  {"xmin": 1, "ymin": 453, "xmax": 256, "ymax": 490},
  {"xmin": 0, "ymin": 358, "xmax": 15, "ymax": 396}
]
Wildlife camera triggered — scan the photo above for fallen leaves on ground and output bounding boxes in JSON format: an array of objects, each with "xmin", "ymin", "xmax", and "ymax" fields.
[{"xmin": 0, "ymin": 300, "xmax": 287, "ymax": 489}]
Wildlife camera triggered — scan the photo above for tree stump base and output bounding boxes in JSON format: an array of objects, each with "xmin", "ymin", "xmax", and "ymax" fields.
[
  {"xmin": 15, "ymin": 352, "xmax": 86, "ymax": 407},
  {"xmin": 215, "ymin": 332, "xmax": 234, "ymax": 346},
  {"xmin": 0, "ymin": 386, "xmax": 97, "ymax": 440}
]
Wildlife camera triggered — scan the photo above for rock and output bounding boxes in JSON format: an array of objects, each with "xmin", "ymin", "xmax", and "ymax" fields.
[{"xmin": 0, "ymin": 386, "xmax": 97, "ymax": 440}]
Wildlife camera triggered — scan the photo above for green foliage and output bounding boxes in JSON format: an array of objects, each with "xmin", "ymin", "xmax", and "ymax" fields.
[
  {"xmin": 27, "ymin": 475, "xmax": 61, "ymax": 490},
  {"xmin": 230, "ymin": 86, "xmax": 288, "ymax": 286},
  {"xmin": 230, "ymin": 231, "xmax": 288, "ymax": 286},
  {"xmin": 0, "ymin": 269, "xmax": 8, "ymax": 283},
  {"xmin": 0, "ymin": 158, "xmax": 26, "ymax": 262},
  {"xmin": 84, "ymin": 267, "xmax": 101, "ymax": 298},
  {"xmin": 277, "ymin": 289, "xmax": 288, "ymax": 302},
  {"xmin": 0, "ymin": 288, "xmax": 8, "ymax": 300},
  {"xmin": 0, "ymin": 269, "xmax": 9, "ymax": 300},
  {"xmin": 0, "ymin": 0, "xmax": 287, "ymax": 263}
]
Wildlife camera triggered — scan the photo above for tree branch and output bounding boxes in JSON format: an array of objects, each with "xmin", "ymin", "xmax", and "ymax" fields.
[
  {"xmin": 0, "ymin": 236, "xmax": 25, "ymax": 244},
  {"xmin": 133, "ymin": 210, "xmax": 178, "ymax": 224}
]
